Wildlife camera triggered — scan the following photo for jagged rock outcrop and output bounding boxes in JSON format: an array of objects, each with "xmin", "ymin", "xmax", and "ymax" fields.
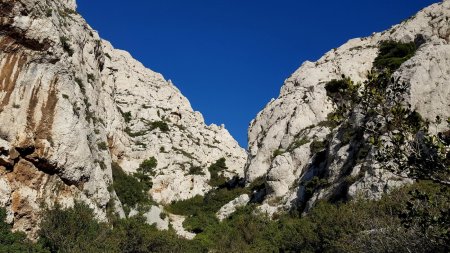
[
  {"xmin": 0, "ymin": 0, "xmax": 246, "ymax": 237},
  {"xmin": 245, "ymin": 0, "xmax": 450, "ymax": 215}
]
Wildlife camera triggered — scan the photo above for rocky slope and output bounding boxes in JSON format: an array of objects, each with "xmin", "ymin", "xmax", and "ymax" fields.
[
  {"xmin": 0, "ymin": 0, "xmax": 246, "ymax": 237},
  {"xmin": 245, "ymin": 0, "xmax": 450, "ymax": 215}
]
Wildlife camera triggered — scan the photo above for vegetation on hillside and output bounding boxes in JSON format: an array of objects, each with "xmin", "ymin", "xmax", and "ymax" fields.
[
  {"xmin": 0, "ymin": 41, "xmax": 449, "ymax": 253},
  {"xmin": 0, "ymin": 180, "xmax": 446, "ymax": 252}
]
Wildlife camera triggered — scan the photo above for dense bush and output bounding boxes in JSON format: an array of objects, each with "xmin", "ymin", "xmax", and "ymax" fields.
[
  {"xmin": 97, "ymin": 141, "xmax": 108, "ymax": 150},
  {"xmin": 0, "ymin": 181, "xmax": 447, "ymax": 252},
  {"xmin": 149, "ymin": 121, "xmax": 169, "ymax": 132},
  {"xmin": 166, "ymin": 180, "xmax": 249, "ymax": 234},
  {"xmin": 373, "ymin": 41, "xmax": 416, "ymax": 71},
  {"xmin": 0, "ymin": 209, "xmax": 48, "ymax": 252},
  {"xmin": 188, "ymin": 166, "xmax": 205, "ymax": 175},
  {"xmin": 111, "ymin": 162, "xmax": 149, "ymax": 210},
  {"xmin": 122, "ymin": 111, "xmax": 132, "ymax": 123},
  {"xmin": 38, "ymin": 203, "xmax": 203, "ymax": 253},
  {"xmin": 193, "ymin": 181, "xmax": 449, "ymax": 253},
  {"xmin": 60, "ymin": 36, "xmax": 74, "ymax": 56},
  {"xmin": 208, "ymin": 158, "xmax": 228, "ymax": 187},
  {"xmin": 310, "ymin": 139, "xmax": 326, "ymax": 154},
  {"xmin": 138, "ymin": 157, "xmax": 157, "ymax": 175},
  {"xmin": 39, "ymin": 203, "xmax": 114, "ymax": 253}
]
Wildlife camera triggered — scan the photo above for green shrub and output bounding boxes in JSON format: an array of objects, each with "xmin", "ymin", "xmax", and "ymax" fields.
[
  {"xmin": 60, "ymin": 36, "xmax": 74, "ymax": 56},
  {"xmin": 38, "ymin": 203, "xmax": 203, "ymax": 253},
  {"xmin": 138, "ymin": 157, "xmax": 157, "ymax": 175},
  {"xmin": 149, "ymin": 121, "xmax": 169, "ymax": 132},
  {"xmin": 124, "ymin": 127, "xmax": 147, "ymax": 137},
  {"xmin": 111, "ymin": 163, "xmax": 148, "ymax": 209},
  {"xmin": 310, "ymin": 139, "xmax": 326, "ymax": 154},
  {"xmin": 6, "ymin": 181, "xmax": 448, "ymax": 252},
  {"xmin": 87, "ymin": 73, "xmax": 95, "ymax": 83},
  {"xmin": 324, "ymin": 77, "xmax": 359, "ymax": 104},
  {"xmin": 122, "ymin": 111, "xmax": 132, "ymax": 123},
  {"xmin": 287, "ymin": 137, "xmax": 309, "ymax": 152},
  {"xmin": 45, "ymin": 9, "xmax": 52, "ymax": 17},
  {"xmin": 74, "ymin": 77, "xmax": 85, "ymax": 95},
  {"xmin": 373, "ymin": 41, "xmax": 416, "ymax": 71},
  {"xmin": 208, "ymin": 158, "xmax": 228, "ymax": 187},
  {"xmin": 272, "ymin": 149, "xmax": 284, "ymax": 158},
  {"xmin": 248, "ymin": 176, "xmax": 267, "ymax": 192},
  {"xmin": 0, "ymin": 208, "xmax": 48, "ymax": 252},
  {"xmin": 166, "ymin": 186, "xmax": 249, "ymax": 234},
  {"xmin": 39, "ymin": 203, "xmax": 114, "ymax": 253},
  {"xmin": 97, "ymin": 141, "xmax": 108, "ymax": 150},
  {"xmin": 325, "ymin": 79, "xmax": 350, "ymax": 96},
  {"xmin": 189, "ymin": 166, "xmax": 205, "ymax": 175},
  {"xmin": 165, "ymin": 195, "xmax": 204, "ymax": 217},
  {"xmin": 304, "ymin": 176, "xmax": 328, "ymax": 199}
]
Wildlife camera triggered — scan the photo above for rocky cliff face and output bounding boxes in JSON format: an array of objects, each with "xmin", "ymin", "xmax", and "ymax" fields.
[
  {"xmin": 246, "ymin": 0, "xmax": 450, "ymax": 215},
  {"xmin": 0, "ymin": 0, "xmax": 246, "ymax": 237}
]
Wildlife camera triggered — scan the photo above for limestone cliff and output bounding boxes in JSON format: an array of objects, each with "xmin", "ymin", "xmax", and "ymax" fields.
[
  {"xmin": 245, "ymin": 0, "xmax": 450, "ymax": 215},
  {"xmin": 0, "ymin": 0, "xmax": 246, "ymax": 237}
]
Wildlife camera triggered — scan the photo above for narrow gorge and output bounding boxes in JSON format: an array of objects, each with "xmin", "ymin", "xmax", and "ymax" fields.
[{"xmin": 0, "ymin": 0, "xmax": 449, "ymax": 252}]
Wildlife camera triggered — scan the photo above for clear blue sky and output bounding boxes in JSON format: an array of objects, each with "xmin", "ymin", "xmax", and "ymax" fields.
[{"xmin": 77, "ymin": 0, "xmax": 439, "ymax": 148}]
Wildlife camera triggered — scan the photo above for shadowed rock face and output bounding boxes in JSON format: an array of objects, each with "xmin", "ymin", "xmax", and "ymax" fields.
[
  {"xmin": 0, "ymin": 0, "xmax": 246, "ymax": 237},
  {"xmin": 245, "ymin": 0, "xmax": 450, "ymax": 215}
]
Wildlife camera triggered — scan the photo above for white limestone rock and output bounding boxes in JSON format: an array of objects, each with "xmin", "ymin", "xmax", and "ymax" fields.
[
  {"xmin": 169, "ymin": 214, "xmax": 196, "ymax": 240},
  {"xmin": 143, "ymin": 206, "xmax": 169, "ymax": 231},
  {"xmin": 216, "ymin": 194, "xmax": 250, "ymax": 221},
  {"xmin": 245, "ymin": 0, "xmax": 450, "ymax": 211},
  {"xmin": 0, "ymin": 0, "xmax": 246, "ymax": 237}
]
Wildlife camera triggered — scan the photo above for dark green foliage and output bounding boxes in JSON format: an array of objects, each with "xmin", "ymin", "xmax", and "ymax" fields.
[
  {"xmin": 189, "ymin": 166, "xmax": 205, "ymax": 175},
  {"xmin": 138, "ymin": 157, "xmax": 157, "ymax": 175},
  {"xmin": 373, "ymin": 41, "xmax": 416, "ymax": 71},
  {"xmin": 74, "ymin": 78, "xmax": 85, "ymax": 95},
  {"xmin": 122, "ymin": 111, "xmax": 132, "ymax": 123},
  {"xmin": 325, "ymin": 78, "xmax": 350, "ymax": 96},
  {"xmin": 38, "ymin": 203, "xmax": 202, "ymax": 253},
  {"xmin": 340, "ymin": 123, "xmax": 358, "ymax": 145},
  {"xmin": 400, "ymin": 183, "xmax": 450, "ymax": 250},
  {"xmin": 97, "ymin": 141, "xmax": 108, "ymax": 150},
  {"xmin": 109, "ymin": 216, "xmax": 204, "ymax": 253},
  {"xmin": 166, "ymin": 186, "xmax": 249, "ymax": 234},
  {"xmin": 0, "ymin": 209, "xmax": 48, "ymax": 252},
  {"xmin": 194, "ymin": 206, "xmax": 280, "ymax": 252},
  {"xmin": 248, "ymin": 176, "xmax": 267, "ymax": 192},
  {"xmin": 208, "ymin": 158, "xmax": 228, "ymax": 187},
  {"xmin": 124, "ymin": 127, "xmax": 147, "ymax": 137},
  {"xmin": 173, "ymin": 147, "xmax": 195, "ymax": 159},
  {"xmin": 324, "ymin": 77, "xmax": 359, "ymax": 105},
  {"xmin": 63, "ymin": 8, "xmax": 77, "ymax": 15},
  {"xmin": 304, "ymin": 176, "xmax": 328, "ymax": 199},
  {"xmin": 272, "ymin": 149, "xmax": 284, "ymax": 158},
  {"xmin": 59, "ymin": 36, "xmax": 74, "ymax": 56},
  {"xmin": 149, "ymin": 121, "xmax": 169, "ymax": 132},
  {"xmin": 166, "ymin": 195, "xmax": 204, "ymax": 216},
  {"xmin": 198, "ymin": 181, "xmax": 449, "ymax": 252},
  {"xmin": 287, "ymin": 137, "xmax": 309, "ymax": 152},
  {"xmin": 4, "ymin": 182, "xmax": 448, "ymax": 252},
  {"xmin": 39, "ymin": 203, "xmax": 114, "ymax": 253},
  {"xmin": 111, "ymin": 163, "xmax": 148, "ymax": 209},
  {"xmin": 86, "ymin": 73, "xmax": 95, "ymax": 83},
  {"xmin": 310, "ymin": 139, "xmax": 326, "ymax": 154},
  {"xmin": 45, "ymin": 9, "xmax": 52, "ymax": 17}
]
